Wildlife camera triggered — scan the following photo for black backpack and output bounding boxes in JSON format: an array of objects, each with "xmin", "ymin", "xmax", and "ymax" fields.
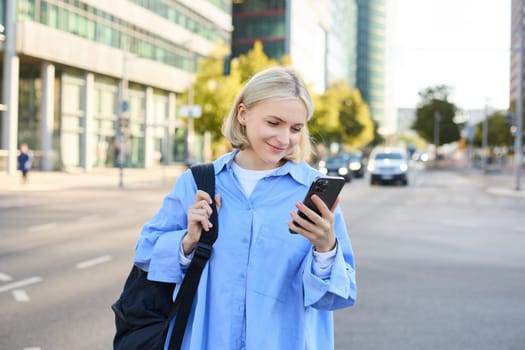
[{"xmin": 111, "ymin": 163, "xmax": 218, "ymax": 350}]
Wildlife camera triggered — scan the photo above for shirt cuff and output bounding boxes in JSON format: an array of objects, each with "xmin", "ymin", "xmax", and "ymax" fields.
[
  {"xmin": 312, "ymin": 242, "xmax": 337, "ymax": 278},
  {"xmin": 179, "ymin": 241, "xmax": 195, "ymax": 267}
]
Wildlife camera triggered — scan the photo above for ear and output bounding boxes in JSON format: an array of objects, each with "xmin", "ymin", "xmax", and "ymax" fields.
[{"xmin": 237, "ymin": 103, "xmax": 247, "ymax": 125}]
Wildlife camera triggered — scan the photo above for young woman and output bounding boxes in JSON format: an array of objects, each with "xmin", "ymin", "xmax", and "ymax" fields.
[{"xmin": 134, "ymin": 66, "xmax": 357, "ymax": 349}]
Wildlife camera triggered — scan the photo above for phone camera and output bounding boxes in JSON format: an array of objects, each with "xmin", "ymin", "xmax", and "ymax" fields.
[{"xmin": 314, "ymin": 179, "xmax": 328, "ymax": 192}]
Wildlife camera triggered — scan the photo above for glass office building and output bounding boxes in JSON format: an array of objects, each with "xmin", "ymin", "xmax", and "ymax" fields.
[
  {"xmin": 0, "ymin": 0, "xmax": 231, "ymax": 173},
  {"xmin": 232, "ymin": 0, "xmax": 356, "ymax": 93},
  {"xmin": 356, "ymin": 0, "xmax": 386, "ymax": 129}
]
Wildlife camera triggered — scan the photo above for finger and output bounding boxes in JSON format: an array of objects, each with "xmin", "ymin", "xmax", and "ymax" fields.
[
  {"xmin": 295, "ymin": 201, "xmax": 320, "ymax": 225},
  {"xmin": 189, "ymin": 211, "xmax": 213, "ymax": 231},
  {"xmin": 310, "ymin": 194, "xmax": 331, "ymax": 216},
  {"xmin": 331, "ymin": 197, "xmax": 340, "ymax": 211},
  {"xmin": 214, "ymin": 194, "xmax": 221, "ymax": 212},
  {"xmin": 290, "ymin": 208, "xmax": 317, "ymax": 233},
  {"xmin": 195, "ymin": 189, "xmax": 213, "ymax": 204}
]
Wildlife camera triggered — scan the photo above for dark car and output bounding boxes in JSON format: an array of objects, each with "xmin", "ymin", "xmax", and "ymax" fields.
[
  {"xmin": 318, "ymin": 155, "xmax": 352, "ymax": 182},
  {"xmin": 345, "ymin": 152, "xmax": 365, "ymax": 178}
]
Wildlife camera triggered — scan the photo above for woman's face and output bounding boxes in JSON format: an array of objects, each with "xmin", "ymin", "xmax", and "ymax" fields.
[{"xmin": 237, "ymin": 97, "xmax": 307, "ymax": 170}]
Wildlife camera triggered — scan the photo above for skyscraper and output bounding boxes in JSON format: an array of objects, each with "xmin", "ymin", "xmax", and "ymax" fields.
[
  {"xmin": 355, "ymin": 0, "xmax": 386, "ymax": 130},
  {"xmin": 232, "ymin": 0, "xmax": 355, "ymax": 92}
]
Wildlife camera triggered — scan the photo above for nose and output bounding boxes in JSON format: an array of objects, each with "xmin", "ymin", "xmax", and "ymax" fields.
[{"xmin": 276, "ymin": 128, "xmax": 290, "ymax": 146}]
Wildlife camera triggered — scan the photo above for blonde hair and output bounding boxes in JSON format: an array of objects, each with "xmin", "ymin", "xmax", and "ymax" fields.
[{"xmin": 222, "ymin": 66, "xmax": 314, "ymax": 162}]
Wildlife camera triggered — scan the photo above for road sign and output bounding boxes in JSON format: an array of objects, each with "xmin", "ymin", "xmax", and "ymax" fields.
[{"xmin": 180, "ymin": 105, "xmax": 202, "ymax": 118}]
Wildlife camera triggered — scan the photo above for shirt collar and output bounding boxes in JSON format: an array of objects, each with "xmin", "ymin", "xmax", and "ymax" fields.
[{"xmin": 214, "ymin": 150, "xmax": 313, "ymax": 186}]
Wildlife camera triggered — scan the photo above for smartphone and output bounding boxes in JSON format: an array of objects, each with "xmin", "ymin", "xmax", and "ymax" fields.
[{"xmin": 289, "ymin": 176, "xmax": 346, "ymax": 233}]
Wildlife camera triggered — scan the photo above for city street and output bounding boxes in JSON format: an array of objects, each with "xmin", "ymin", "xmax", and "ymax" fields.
[{"xmin": 1, "ymin": 165, "xmax": 524, "ymax": 349}]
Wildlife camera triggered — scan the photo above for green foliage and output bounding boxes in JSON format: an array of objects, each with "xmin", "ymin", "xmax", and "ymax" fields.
[
  {"xmin": 237, "ymin": 41, "xmax": 279, "ymax": 82},
  {"xmin": 412, "ymin": 85, "xmax": 460, "ymax": 145},
  {"xmin": 191, "ymin": 44, "xmax": 242, "ymax": 143},
  {"xmin": 310, "ymin": 81, "xmax": 374, "ymax": 149},
  {"xmin": 473, "ymin": 112, "xmax": 514, "ymax": 147},
  {"xmin": 186, "ymin": 41, "xmax": 375, "ymax": 156}
]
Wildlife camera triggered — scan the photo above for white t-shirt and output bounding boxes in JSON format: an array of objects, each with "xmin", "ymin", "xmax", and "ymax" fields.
[{"xmin": 231, "ymin": 161, "xmax": 278, "ymax": 197}]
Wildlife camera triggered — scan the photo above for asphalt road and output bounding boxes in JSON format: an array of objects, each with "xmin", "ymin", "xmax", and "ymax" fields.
[{"xmin": 1, "ymin": 166, "xmax": 524, "ymax": 349}]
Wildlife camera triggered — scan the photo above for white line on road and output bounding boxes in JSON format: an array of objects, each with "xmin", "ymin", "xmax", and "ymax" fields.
[
  {"xmin": 13, "ymin": 289, "xmax": 30, "ymax": 302},
  {"xmin": 27, "ymin": 222, "xmax": 57, "ymax": 232},
  {"xmin": 24, "ymin": 347, "xmax": 42, "ymax": 350},
  {"xmin": 0, "ymin": 272, "xmax": 13, "ymax": 282},
  {"xmin": 75, "ymin": 255, "xmax": 113, "ymax": 269},
  {"xmin": 0, "ymin": 276, "xmax": 43, "ymax": 293}
]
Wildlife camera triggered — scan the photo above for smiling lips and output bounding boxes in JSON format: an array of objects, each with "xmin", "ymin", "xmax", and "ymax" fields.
[{"xmin": 267, "ymin": 142, "xmax": 287, "ymax": 153}]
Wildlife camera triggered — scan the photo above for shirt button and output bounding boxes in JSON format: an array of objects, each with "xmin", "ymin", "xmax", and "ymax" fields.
[
  {"xmin": 240, "ymin": 273, "xmax": 245, "ymax": 279},
  {"xmin": 242, "ymin": 238, "xmax": 249, "ymax": 244}
]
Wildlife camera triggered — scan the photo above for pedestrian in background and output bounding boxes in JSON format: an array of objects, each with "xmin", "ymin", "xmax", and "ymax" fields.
[
  {"xmin": 17, "ymin": 143, "xmax": 33, "ymax": 184},
  {"xmin": 134, "ymin": 66, "xmax": 357, "ymax": 349}
]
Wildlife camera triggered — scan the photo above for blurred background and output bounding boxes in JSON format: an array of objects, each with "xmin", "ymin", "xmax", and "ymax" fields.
[
  {"xmin": 1, "ymin": 1, "xmax": 524, "ymax": 349},
  {"xmin": 0, "ymin": 0, "xmax": 521, "ymax": 180}
]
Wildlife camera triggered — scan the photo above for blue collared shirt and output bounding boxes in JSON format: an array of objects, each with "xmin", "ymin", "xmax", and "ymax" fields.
[{"xmin": 134, "ymin": 150, "xmax": 357, "ymax": 350}]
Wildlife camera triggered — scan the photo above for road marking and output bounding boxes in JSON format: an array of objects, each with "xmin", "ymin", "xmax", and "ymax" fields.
[
  {"xmin": 0, "ymin": 272, "xmax": 13, "ymax": 282},
  {"xmin": 75, "ymin": 255, "xmax": 113, "ymax": 269},
  {"xmin": 13, "ymin": 289, "xmax": 30, "ymax": 302},
  {"xmin": 0, "ymin": 276, "xmax": 43, "ymax": 293},
  {"xmin": 27, "ymin": 222, "xmax": 57, "ymax": 232},
  {"xmin": 24, "ymin": 347, "xmax": 42, "ymax": 350}
]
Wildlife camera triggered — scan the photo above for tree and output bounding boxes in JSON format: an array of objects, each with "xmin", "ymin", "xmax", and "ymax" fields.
[
  {"xmin": 191, "ymin": 44, "xmax": 242, "ymax": 143},
  {"xmin": 237, "ymin": 40, "xmax": 279, "ymax": 82},
  {"xmin": 412, "ymin": 85, "xmax": 460, "ymax": 145},
  {"xmin": 188, "ymin": 41, "xmax": 284, "ymax": 157},
  {"xmin": 310, "ymin": 81, "xmax": 374, "ymax": 149},
  {"xmin": 473, "ymin": 112, "xmax": 514, "ymax": 147}
]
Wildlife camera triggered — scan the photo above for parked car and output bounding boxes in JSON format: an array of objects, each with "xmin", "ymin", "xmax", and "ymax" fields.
[
  {"xmin": 318, "ymin": 155, "xmax": 352, "ymax": 182},
  {"xmin": 368, "ymin": 147, "xmax": 409, "ymax": 186}
]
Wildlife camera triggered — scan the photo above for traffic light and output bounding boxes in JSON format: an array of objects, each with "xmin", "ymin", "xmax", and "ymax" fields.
[{"xmin": 506, "ymin": 113, "xmax": 515, "ymax": 126}]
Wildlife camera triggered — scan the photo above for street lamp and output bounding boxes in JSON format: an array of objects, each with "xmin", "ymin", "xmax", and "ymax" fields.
[{"xmin": 515, "ymin": 23, "xmax": 524, "ymax": 190}]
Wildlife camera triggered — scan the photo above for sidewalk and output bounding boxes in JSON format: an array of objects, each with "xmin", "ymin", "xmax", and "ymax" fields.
[
  {"xmin": 440, "ymin": 160, "xmax": 525, "ymax": 199},
  {"xmin": 0, "ymin": 164, "xmax": 188, "ymax": 192}
]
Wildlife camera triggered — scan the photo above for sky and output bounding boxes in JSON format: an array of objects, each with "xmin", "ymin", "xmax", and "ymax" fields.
[{"xmin": 387, "ymin": 0, "xmax": 511, "ymax": 111}]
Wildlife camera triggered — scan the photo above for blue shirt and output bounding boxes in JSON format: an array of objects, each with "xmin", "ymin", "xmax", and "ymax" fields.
[{"xmin": 134, "ymin": 150, "xmax": 357, "ymax": 350}]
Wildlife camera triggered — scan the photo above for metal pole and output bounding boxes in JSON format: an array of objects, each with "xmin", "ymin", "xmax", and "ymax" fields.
[
  {"xmin": 515, "ymin": 17, "xmax": 523, "ymax": 190},
  {"xmin": 118, "ymin": 43, "xmax": 129, "ymax": 188},
  {"xmin": 186, "ymin": 51, "xmax": 195, "ymax": 166},
  {"xmin": 433, "ymin": 111, "xmax": 441, "ymax": 167},
  {"xmin": 2, "ymin": 0, "xmax": 20, "ymax": 174},
  {"xmin": 482, "ymin": 101, "xmax": 489, "ymax": 173}
]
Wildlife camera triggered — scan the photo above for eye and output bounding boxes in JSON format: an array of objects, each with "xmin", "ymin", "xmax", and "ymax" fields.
[
  {"xmin": 267, "ymin": 120, "xmax": 279, "ymax": 126},
  {"xmin": 291, "ymin": 126, "xmax": 303, "ymax": 133}
]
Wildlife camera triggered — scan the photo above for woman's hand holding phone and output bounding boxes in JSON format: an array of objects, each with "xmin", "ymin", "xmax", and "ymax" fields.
[{"xmin": 288, "ymin": 176, "xmax": 345, "ymax": 252}]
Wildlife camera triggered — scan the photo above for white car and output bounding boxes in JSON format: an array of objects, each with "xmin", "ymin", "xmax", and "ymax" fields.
[{"xmin": 368, "ymin": 147, "xmax": 409, "ymax": 186}]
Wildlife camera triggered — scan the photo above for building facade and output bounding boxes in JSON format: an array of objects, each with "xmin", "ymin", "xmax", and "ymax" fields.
[
  {"xmin": 510, "ymin": 0, "xmax": 524, "ymax": 107},
  {"xmin": 232, "ymin": 0, "xmax": 387, "ymax": 131},
  {"xmin": 232, "ymin": 0, "xmax": 356, "ymax": 93},
  {"xmin": 0, "ymin": 0, "xmax": 231, "ymax": 173},
  {"xmin": 355, "ymin": 0, "xmax": 386, "ymax": 131}
]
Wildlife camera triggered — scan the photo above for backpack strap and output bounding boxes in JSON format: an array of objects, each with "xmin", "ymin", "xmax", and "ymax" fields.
[{"xmin": 168, "ymin": 163, "xmax": 218, "ymax": 350}]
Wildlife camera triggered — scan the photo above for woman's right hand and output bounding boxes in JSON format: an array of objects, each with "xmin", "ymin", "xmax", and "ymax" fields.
[{"xmin": 182, "ymin": 190, "xmax": 221, "ymax": 255}]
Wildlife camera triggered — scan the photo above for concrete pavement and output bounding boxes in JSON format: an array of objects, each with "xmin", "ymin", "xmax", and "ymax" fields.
[{"xmin": 0, "ymin": 164, "xmax": 187, "ymax": 192}]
